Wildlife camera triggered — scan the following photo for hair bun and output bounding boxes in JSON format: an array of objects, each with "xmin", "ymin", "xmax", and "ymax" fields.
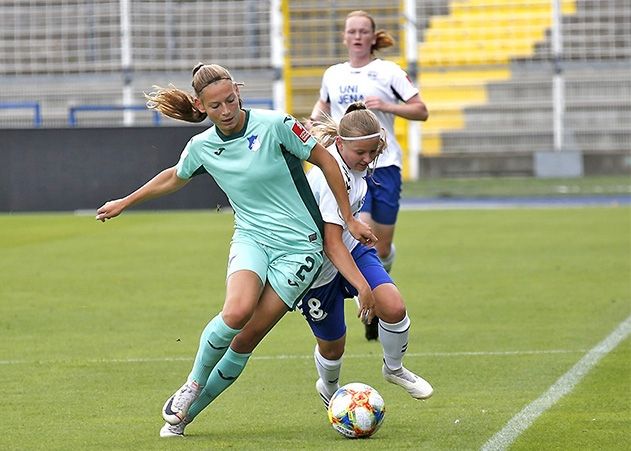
[
  {"xmin": 192, "ymin": 62, "xmax": 205, "ymax": 76},
  {"xmin": 344, "ymin": 101, "xmax": 367, "ymax": 115}
]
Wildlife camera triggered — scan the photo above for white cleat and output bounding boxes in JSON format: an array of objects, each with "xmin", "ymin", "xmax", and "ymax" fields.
[
  {"xmin": 162, "ymin": 382, "xmax": 200, "ymax": 425},
  {"xmin": 159, "ymin": 421, "xmax": 187, "ymax": 438},
  {"xmin": 316, "ymin": 378, "xmax": 338, "ymax": 410},
  {"xmin": 382, "ymin": 364, "xmax": 434, "ymax": 400}
]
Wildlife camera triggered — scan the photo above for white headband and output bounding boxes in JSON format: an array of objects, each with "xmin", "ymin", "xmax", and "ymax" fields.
[{"xmin": 339, "ymin": 131, "xmax": 381, "ymax": 141}]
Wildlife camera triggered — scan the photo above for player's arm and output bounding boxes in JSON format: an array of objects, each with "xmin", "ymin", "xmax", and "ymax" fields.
[
  {"xmin": 308, "ymin": 99, "xmax": 330, "ymax": 122},
  {"xmin": 307, "ymin": 143, "xmax": 377, "ymax": 245},
  {"xmin": 323, "ymin": 222, "xmax": 376, "ymax": 323},
  {"xmin": 364, "ymin": 93, "xmax": 428, "ymax": 121},
  {"xmin": 96, "ymin": 166, "xmax": 189, "ymax": 222}
]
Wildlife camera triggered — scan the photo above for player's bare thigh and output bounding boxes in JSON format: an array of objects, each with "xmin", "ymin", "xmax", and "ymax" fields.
[{"xmin": 222, "ymin": 270, "xmax": 263, "ymax": 329}]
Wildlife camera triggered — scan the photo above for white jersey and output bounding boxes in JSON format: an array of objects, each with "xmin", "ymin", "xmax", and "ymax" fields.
[
  {"xmin": 306, "ymin": 143, "xmax": 367, "ymax": 288},
  {"xmin": 319, "ymin": 58, "xmax": 419, "ymax": 169}
]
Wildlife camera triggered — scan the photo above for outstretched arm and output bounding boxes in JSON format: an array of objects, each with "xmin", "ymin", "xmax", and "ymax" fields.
[
  {"xmin": 323, "ymin": 223, "xmax": 376, "ymax": 324},
  {"xmin": 96, "ymin": 166, "xmax": 189, "ymax": 222},
  {"xmin": 307, "ymin": 143, "xmax": 377, "ymax": 245}
]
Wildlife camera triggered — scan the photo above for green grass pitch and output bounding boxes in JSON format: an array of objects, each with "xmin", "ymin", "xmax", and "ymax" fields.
[{"xmin": 1, "ymin": 206, "xmax": 629, "ymax": 450}]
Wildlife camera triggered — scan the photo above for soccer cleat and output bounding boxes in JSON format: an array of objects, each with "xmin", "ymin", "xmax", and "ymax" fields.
[
  {"xmin": 316, "ymin": 378, "xmax": 338, "ymax": 410},
  {"xmin": 162, "ymin": 382, "xmax": 201, "ymax": 425},
  {"xmin": 159, "ymin": 421, "xmax": 187, "ymax": 438},
  {"xmin": 382, "ymin": 364, "xmax": 434, "ymax": 400},
  {"xmin": 364, "ymin": 320, "xmax": 379, "ymax": 341}
]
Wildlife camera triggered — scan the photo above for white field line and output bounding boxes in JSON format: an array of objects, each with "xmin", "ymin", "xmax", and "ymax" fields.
[
  {"xmin": 0, "ymin": 348, "xmax": 584, "ymax": 366},
  {"xmin": 481, "ymin": 313, "xmax": 631, "ymax": 451}
]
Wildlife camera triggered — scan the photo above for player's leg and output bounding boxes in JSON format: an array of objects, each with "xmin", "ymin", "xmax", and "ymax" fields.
[
  {"xmin": 162, "ymin": 238, "xmax": 267, "ymax": 426},
  {"xmin": 185, "ymin": 282, "xmax": 289, "ymax": 422},
  {"xmin": 352, "ymin": 245, "xmax": 433, "ymax": 400},
  {"xmin": 369, "ymin": 225, "xmax": 396, "ymax": 271},
  {"xmin": 314, "ymin": 336, "xmax": 345, "ymax": 408},
  {"xmin": 360, "ymin": 166, "xmax": 402, "ymax": 340},
  {"xmin": 297, "ymin": 274, "xmax": 347, "ymax": 409},
  {"xmin": 161, "ymin": 281, "xmax": 286, "ymax": 436},
  {"xmin": 359, "ymin": 165, "xmax": 402, "ymax": 270},
  {"xmin": 372, "ymin": 283, "xmax": 433, "ymax": 399},
  {"xmin": 160, "ymin": 249, "xmax": 322, "ymax": 434}
]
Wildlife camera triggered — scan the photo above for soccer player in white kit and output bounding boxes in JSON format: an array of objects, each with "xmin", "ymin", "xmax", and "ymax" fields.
[
  {"xmin": 300, "ymin": 102, "xmax": 433, "ymax": 407},
  {"xmin": 95, "ymin": 63, "xmax": 377, "ymax": 437},
  {"xmin": 308, "ymin": 10, "xmax": 429, "ymax": 341}
]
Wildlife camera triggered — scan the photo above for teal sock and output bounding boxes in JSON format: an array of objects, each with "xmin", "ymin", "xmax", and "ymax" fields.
[
  {"xmin": 186, "ymin": 348, "xmax": 251, "ymax": 420},
  {"xmin": 188, "ymin": 314, "xmax": 241, "ymax": 386}
]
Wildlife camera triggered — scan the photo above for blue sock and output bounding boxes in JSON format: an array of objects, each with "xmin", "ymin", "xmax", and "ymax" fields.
[
  {"xmin": 188, "ymin": 314, "xmax": 240, "ymax": 386},
  {"xmin": 186, "ymin": 348, "xmax": 251, "ymax": 420}
]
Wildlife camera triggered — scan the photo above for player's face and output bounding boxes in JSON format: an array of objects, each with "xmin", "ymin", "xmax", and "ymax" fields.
[
  {"xmin": 195, "ymin": 79, "xmax": 244, "ymax": 135},
  {"xmin": 337, "ymin": 136, "xmax": 381, "ymax": 172},
  {"xmin": 343, "ymin": 16, "xmax": 376, "ymax": 57}
]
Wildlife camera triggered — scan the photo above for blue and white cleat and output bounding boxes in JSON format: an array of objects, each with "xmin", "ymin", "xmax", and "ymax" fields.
[{"xmin": 162, "ymin": 381, "xmax": 200, "ymax": 425}]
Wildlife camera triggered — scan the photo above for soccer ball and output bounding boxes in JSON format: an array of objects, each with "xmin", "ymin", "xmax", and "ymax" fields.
[{"xmin": 327, "ymin": 382, "xmax": 385, "ymax": 438}]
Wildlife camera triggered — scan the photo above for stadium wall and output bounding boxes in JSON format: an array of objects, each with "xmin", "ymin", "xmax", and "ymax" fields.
[
  {"xmin": 0, "ymin": 127, "xmax": 228, "ymax": 212},
  {"xmin": 419, "ymin": 151, "xmax": 631, "ymax": 178}
]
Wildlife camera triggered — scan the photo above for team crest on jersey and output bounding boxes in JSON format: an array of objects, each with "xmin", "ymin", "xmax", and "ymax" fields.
[
  {"xmin": 368, "ymin": 71, "xmax": 378, "ymax": 80},
  {"xmin": 291, "ymin": 121, "xmax": 311, "ymax": 143},
  {"xmin": 247, "ymin": 134, "xmax": 261, "ymax": 152}
]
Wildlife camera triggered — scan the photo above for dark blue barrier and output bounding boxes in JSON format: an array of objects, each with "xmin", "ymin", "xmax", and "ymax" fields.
[
  {"xmin": 0, "ymin": 102, "xmax": 42, "ymax": 127},
  {"xmin": 0, "ymin": 126, "xmax": 228, "ymax": 212}
]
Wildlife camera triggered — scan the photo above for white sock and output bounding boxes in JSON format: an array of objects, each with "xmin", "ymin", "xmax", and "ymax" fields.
[
  {"xmin": 379, "ymin": 314, "xmax": 410, "ymax": 371},
  {"xmin": 380, "ymin": 244, "xmax": 396, "ymax": 273},
  {"xmin": 314, "ymin": 345, "xmax": 342, "ymax": 395}
]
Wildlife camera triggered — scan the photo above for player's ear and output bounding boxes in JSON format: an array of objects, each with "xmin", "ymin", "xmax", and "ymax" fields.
[
  {"xmin": 194, "ymin": 97, "xmax": 206, "ymax": 113},
  {"xmin": 335, "ymin": 136, "xmax": 344, "ymax": 150}
]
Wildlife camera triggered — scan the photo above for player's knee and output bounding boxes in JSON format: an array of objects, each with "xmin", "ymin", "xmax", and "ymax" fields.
[
  {"xmin": 221, "ymin": 307, "xmax": 253, "ymax": 329},
  {"xmin": 378, "ymin": 303, "xmax": 406, "ymax": 324},
  {"xmin": 319, "ymin": 341, "xmax": 344, "ymax": 360}
]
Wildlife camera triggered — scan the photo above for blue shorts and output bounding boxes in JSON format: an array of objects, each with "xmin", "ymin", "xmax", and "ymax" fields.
[
  {"xmin": 297, "ymin": 244, "xmax": 393, "ymax": 341},
  {"xmin": 360, "ymin": 165, "xmax": 402, "ymax": 225}
]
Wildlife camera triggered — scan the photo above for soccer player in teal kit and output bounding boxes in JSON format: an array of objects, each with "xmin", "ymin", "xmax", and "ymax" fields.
[{"xmin": 95, "ymin": 63, "xmax": 376, "ymax": 437}]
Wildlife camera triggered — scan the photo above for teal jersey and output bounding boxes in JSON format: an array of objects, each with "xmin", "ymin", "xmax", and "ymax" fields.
[{"xmin": 176, "ymin": 109, "xmax": 324, "ymax": 252}]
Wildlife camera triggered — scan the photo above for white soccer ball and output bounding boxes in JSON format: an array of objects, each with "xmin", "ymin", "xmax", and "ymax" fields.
[{"xmin": 327, "ymin": 382, "xmax": 385, "ymax": 438}]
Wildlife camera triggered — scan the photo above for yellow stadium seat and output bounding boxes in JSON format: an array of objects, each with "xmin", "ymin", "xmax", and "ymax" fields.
[{"xmin": 417, "ymin": 0, "xmax": 577, "ymax": 154}]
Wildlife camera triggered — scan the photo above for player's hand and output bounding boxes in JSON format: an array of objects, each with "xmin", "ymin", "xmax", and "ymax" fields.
[
  {"xmin": 356, "ymin": 287, "xmax": 376, "ymax": 325},
  {"xmin": 364, "ymin": 96, "xmax": 390, "ymax": 113},
  {"xmin": 348, "ymin": 218, "xmax": 378, "ymax": 247},
  {"xmin": 95, "ymin": 199, "xmax": 125, "ymax": 222}
]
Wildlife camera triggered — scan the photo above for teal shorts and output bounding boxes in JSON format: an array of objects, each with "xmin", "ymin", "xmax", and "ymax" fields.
[{"xmin": 227, "ymin": 234, "xmax": 323, "ymax": 310}]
